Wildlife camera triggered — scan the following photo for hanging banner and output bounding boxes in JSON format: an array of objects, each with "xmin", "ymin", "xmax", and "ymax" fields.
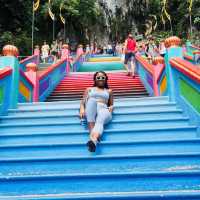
[
  {"xmin": 60, "ymin": 2, "xmax": 65, "ymax": 24},
  {"xmin": 33, "ymin": 0, "xmax": 40, "ymax": 12},
  {"xmin": 163, "ymin": 0, "xmax": 171, "ymax": 21},
  {"xmin": 164, "ymin": 8, "xmax": 171, "ymax": 21},
  {"xmin": 161, "ymin": 12, "xmax": 166, "ymax": 25},
  {"xmin": 161, "ymin": 3, "xmax": 166, "ymax": 25},
  {"xmin": 151, "ymin": 15, "xmax": 158, "ymax": 30},
  {"xmin": 48, "ymin": 0, "xmax": 55, "ymax": 21},
  {"xmin": 163, "ymin": 0, "xmax": 167, "ymax": 8},
  {"xmin": 189, "ymin": 0, "xmax": 193, "ymax": 13}
]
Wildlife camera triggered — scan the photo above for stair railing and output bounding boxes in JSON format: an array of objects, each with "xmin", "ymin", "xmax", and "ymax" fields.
[
  {"xmin": 135, "ymin": 55, "xmax": 167, "ymax": 96},
  {"xmin": 18, "ymin": 69, "xmax": 34, "ymax": 103},
  {"xmin": 0, "ymin": 44, "xmax": 70, "ymax": 116},
  {"xmin": 184, "ymin": 41, "xmax": 200, "ymax": 64},
  {"xmin": 0, "ymin": 47, "xmax": 21, "ymax": 109},
  {"xmin": 0, "ymin": 67, "xmax": 12, "ymax": 115},
  {"xmin": 0, "ymin": 47, "xmax": 36, "ymax": 112},
  {"xmin": 20, "ymin": 55, "xmax": 39, "ymax": 71},
  {"xmin": 165, "ymin": 37, "xmax": 200, "ymax": 127},
  {"xmin": 73, "ymin": 54, "xmax": 85, "ymax": 72},
  {"xmin": 186, "ymin": 41, "xmax": 200, "ymax": 54},
  {"xmin": 38, "ymin": 58, "xmax": 68, "ymax": 101}
]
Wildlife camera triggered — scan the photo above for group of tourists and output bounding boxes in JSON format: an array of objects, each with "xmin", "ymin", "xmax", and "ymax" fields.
[{"xmin": 34, "ymin": 40, "xmax": 71, "ymax": 63}]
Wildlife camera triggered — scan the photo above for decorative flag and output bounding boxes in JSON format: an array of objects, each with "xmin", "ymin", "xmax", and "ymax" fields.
[
  {"xmin": 189, "ymin": 0, "xmax": 193, "ymax": 13},
  {"xmin": 48, "ymin": 0, "xmax": 55, "ymax": 21},
  {"xmin": 164, "ymin": 8, "xmax": 171, "ymax": 21},
  {"xmin": 33, "ymin": 0, "xmax": 40, "ymax": 12},
  {"xmin": 150, "ymin": 15, "xmax": 158, "ymax": 30},
  {"xmin": 162, "ymin": 0, "xmax": 171, "ymax": 21},
  {"xmin": 161, "ymin": 2, "xmax": 166, "ymax": 25},
  {"xmin": 60, "ymin": 2, "xmax": 65, "ymax": 24},
  {"xmin": 161, "ymin": 12, "xmax": 166, "ymax": 25}
]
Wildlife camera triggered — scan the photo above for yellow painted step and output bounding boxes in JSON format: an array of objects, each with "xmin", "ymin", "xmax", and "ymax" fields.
[{"xmin": 89, "ymin": 57, "xmax": 121, "ymax": 62}]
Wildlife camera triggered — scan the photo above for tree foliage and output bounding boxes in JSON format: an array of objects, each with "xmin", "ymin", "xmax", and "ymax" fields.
[{"xmin": 0, "ymin": 0, "xmax": 199, "ymax": 54}]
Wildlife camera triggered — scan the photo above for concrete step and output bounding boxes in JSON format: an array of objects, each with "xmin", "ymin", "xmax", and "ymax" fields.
[
  {"xmin": 0, "ymin": 126, "xmax": 197, "ymax": 147},
  {"xmin": 1, "ymin": 191, "xmax": 200, "ymax": 200},
  {"xmin": 0, "ymin": 118, "xmax": 191, "ymax": 134},
  {"xmin": 0, "ymin": 111, "xmax": 185, "ymax": 124},
  {"xmin": 1, "ymin": 154, "xmax": 200, "ymax": 178},
  {"xmin": 1, "ymin": 139, "xmax": 200, "ymax": 160},
  {"xmin": 0, "ymin": 172, "xmax": 199, "ymax": 197}
]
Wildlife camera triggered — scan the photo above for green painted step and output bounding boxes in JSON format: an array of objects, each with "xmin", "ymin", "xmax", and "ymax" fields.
[{"xmin": 78, "ymin": 62, "xmax": 124, "ymax": 72}]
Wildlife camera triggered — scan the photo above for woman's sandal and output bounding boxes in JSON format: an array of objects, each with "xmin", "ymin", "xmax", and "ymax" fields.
[{"xmin": 87, "ymin": 140, "xmax": 96, "ymax": 152}]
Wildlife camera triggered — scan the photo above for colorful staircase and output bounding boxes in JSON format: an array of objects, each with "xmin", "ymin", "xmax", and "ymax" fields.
[
  {"xmin": 78, "ymin": 56, "xmax": 124, "ymax": 72},
  {"xmin": 46, "ymin": 72, "xmax": 149, "ymax": 102},
  {"xmin": 78, "ymin": 61, "xmax": 124, "ymax": 72},
  {"xmin": 0, "ymin": 96, "xmax": 200, "ymax": 199}
]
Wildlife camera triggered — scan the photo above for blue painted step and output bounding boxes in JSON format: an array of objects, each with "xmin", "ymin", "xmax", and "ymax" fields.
[
  {"xmin": 6, "ymin": 103, "xmax": 179, "ymax": 114},
  {"xmin": 1, "ymin": 154, "xmax": 200, "ymax": 177},
  {"xmin": 8, "ymin": 96, "xmax": 171, "ymax": 110},
  {"xmin": 1, "ymin": 139, "xmax": 200, "ymax": 160},
  {"xmin": 1, "ymin": 192, "xmax": 200, "ymax": 200},
  {"xmin": 0, "ymin": 110, "xmax": 185, "ymax": 124},
  {"xmin": 0, "ymin": 96, "xmax": 200, "ymax": 199},
  {"xmin": 0, "ymin": 126, "xmax": 197, "ymax": 146},
  {"xmin": 4, "ymin": 108, "xmax": 184, "ymax": 119},
  {"xmin": 0, "ymin": 119, "xmax": 192, "ymax": 135},
  {"xmin": 0, "ymin": 172, "xmax": 200, "ymax": 196}
]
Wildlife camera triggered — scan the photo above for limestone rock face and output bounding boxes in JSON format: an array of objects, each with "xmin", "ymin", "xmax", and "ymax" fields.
[
  {"xmin": 102, "ymin": 0, "xmax": 128, "ymax": 14},
  {"xmin": 96, "ymin": 0, "xmax": 137, "ymax": 44},
  {"xmin": 91, "ymin": 0, "xmax": 150, "ymax": 44}
]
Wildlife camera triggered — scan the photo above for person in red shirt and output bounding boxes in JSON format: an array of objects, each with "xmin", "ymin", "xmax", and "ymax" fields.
[{"xmin": 124, "ymin": 34, "xmax": 137, "ymax": 77}]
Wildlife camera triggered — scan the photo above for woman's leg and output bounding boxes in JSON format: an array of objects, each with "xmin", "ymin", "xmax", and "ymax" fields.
[
  {"xmin": 90, "ymin": 106, "xmax": 112, "ymax": 143},
  {"xmin": 130, "ymin": 54, "xmax": 136, "ymax": 77},
  {"xmin": 88, "ymin": 122, "xmax": 95, "ymax": 132},
  {"xmin": 85, "ymin": 98, "xmax": 97, "ymax": 132}
]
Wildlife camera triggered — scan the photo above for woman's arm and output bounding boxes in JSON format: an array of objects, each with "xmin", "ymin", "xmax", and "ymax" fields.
[
  {"xmin": 80, "ymin": 88, "xmax": 90, "ymax": 118},
  {"xmin": 108, "ymin": 89, "xmax": 114, "ymax": 113}
]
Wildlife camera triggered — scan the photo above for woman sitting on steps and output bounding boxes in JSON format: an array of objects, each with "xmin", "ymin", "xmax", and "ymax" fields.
[{"xmin": 79, "ymin": 71, "xmax": 114, "ymax": 152}]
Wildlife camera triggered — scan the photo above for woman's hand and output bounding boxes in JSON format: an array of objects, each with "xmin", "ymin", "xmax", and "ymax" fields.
[
  {"xmin": 108, "ymin": 106, "xmax": 114, "ymax": 113},
  {"xmin": 80, "ymin": 88, "xmax": 90, "ymax": 119},
  {"xmin": 79, "ymin": 108, "xmax": 85, "ymax": 119}
]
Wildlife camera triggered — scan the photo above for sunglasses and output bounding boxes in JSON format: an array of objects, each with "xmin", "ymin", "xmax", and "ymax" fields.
[{"xmin": 96, "ymin": 76, "xmax": 106, "ymax": 81}]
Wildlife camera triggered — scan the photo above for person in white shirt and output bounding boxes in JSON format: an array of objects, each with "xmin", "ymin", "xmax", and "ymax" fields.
[
  {"xmin": 41, "ymin": 41, "xmax": 50, "ymax": 63},
  {"xmin": 159, "ymin": 39, "xmax": 166, "ymax": 57}
]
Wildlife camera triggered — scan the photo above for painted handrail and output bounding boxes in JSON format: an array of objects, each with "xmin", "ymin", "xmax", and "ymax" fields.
[
  {"xmin": 39, "ymin": 59, "xmax": 67, "ymax": 80},
  {"xmin": 185, "ymin": 43, "xmax": 200, "ymax": 64},
  {"xmin": 135, "ymin": 55, "xmax": 154, "ymax": 74},
  {"xmin": 170, "ymin": 58, "xmax": 200, "ymax": 83},
  {"xmin": 0, "ymin": 67, "xmax": 12, "ymax": 79},
  {"xmin": 19, "ymin": 69, "xmax": 34, "ymax": 103},
  {"xmin": 165, "ymin": 44, "xmax": 200, "ymax": 127},
  {"xmin": 0, "ymin": 67, "xmax": 12, "ymax": 115},
  {"xmin": 155, "ymin": 64, "xmax": 167, "ymax": 96},
  {"xmin": 20, "ymin": 55, "xmax": 39, "ymax": 71},
  {"xmin": 191, "ymin": 45, "xmax": 200, "ymax": 51},
  {"xmin": 135, "ymin": 55, "xmax": 167, "ymax": 96},
  {"xmin": 73, "ymin": 54, "xmax": 85, "ymax": 72},
  {"xmin": 183, "ymin": 53, "xmax": 193, "ymax": 60},
  {"xmin": 0, "ymin": 56, "xmax": 20, "ymax": 109},
  {"xmin": 38, "ymin": 58, "xmax": 68, "ymax": 101}
]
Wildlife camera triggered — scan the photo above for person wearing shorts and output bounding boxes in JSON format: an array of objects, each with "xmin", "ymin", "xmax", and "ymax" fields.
[{"xmin": 124, "ymin": 34, "xmax": 137, "ymax": 78}]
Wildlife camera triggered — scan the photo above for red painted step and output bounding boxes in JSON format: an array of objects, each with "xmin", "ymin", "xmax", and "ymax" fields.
[
  {"xmin": 46, "ymin": 72, "xmax": 149, "ymax": 102},
  {"xmin": 57, "ymin": 82, "xmax": 144, "ymax": 87}
]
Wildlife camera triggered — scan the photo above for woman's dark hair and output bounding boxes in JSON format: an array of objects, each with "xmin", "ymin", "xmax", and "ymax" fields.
[{"xmin": 93, "ymin": 71, "xmax": 109, "ymax": 89}]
